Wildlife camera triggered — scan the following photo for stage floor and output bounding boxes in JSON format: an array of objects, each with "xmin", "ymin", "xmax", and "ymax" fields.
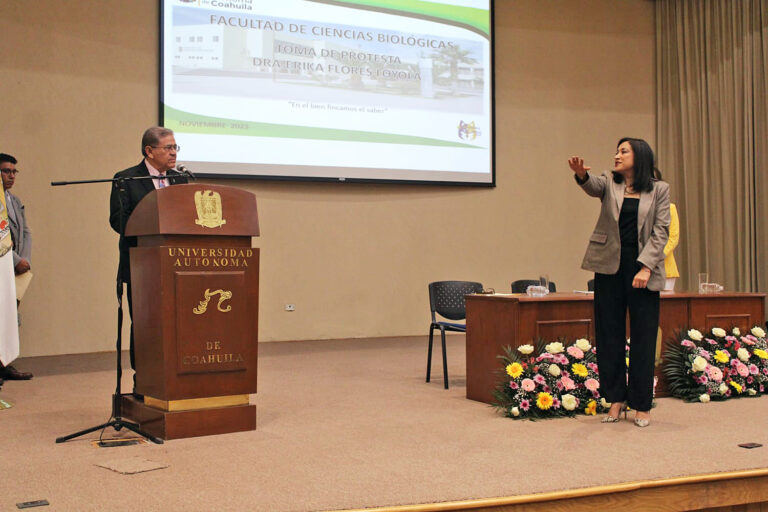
[{"xmin": 2, "ymin": 335, "xmax": 768, "ymax": 511}]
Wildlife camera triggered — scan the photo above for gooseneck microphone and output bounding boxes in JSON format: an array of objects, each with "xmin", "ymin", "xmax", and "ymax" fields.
[{"xmin": 176, "ymin": 165, "xmax": 196, "ymax": 180}]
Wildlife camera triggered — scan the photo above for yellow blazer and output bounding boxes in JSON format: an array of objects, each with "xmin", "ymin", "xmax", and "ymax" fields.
[{"xmin": 664, "ymin": 203, "xmax": 679, "ymax": 278}]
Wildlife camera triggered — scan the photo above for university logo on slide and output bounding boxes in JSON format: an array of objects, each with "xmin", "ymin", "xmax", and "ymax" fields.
[{"xmin": 457, "ymin": 121, "xmax": 481, "ymax": 141}]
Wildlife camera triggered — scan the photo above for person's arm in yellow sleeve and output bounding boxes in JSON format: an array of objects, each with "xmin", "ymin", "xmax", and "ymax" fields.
[{"xmin": 663, "ymin": 203, "xmax": 679, "ymax": 257}]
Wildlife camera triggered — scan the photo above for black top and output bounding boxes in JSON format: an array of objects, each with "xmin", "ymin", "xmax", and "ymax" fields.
[{"xmin": 619, "ymin": 197, "xmax": 639, "ymax": 247}]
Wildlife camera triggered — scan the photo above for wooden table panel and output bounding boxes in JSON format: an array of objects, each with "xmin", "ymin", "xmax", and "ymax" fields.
[{"xmin": 466, "ymin": 292, "xmax": 765, "ymax": 404}]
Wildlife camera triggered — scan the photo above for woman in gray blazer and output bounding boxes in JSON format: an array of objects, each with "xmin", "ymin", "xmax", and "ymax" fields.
[{"xmin": 569, "ymin": 138, "xmax": 670, "ymax": 427}]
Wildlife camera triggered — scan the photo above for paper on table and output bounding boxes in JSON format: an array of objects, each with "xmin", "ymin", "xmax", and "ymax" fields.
[{"xmin": 15, "ymin": 271, "xmax": 32, "ymax": 301}]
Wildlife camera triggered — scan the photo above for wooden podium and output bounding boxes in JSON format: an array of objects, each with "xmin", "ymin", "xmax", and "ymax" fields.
[{"xmin": 120, "ymin": 183, "xmax": 259, "ymax": 440}]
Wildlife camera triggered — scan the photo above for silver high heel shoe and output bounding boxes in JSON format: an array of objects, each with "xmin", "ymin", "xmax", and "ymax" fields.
[
  {"xmin": 601, "ymin": 403, "xmax": 627, "ymax": 423},
  {"xmin": 634, "ymin": 415, "xmax": 650, "ymax": 428}
]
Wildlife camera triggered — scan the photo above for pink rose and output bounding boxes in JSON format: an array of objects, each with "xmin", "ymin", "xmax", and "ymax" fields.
[
  {"xmin": 706, "ymin": 365, "xmax": 723, "ymax": 382},
  {"xmin": 560, "ymin": 376, "xmax": 576, "ymax": 391},
  {"xmin": 740, "ymin": 336, "xmax": 755, "ymax": 346},
  {"xmin": 585, "ymin": 378, "xmax": 599, "ymax": 392},
  {"xmin": 567, "ymin": 346, "xmax": 584, "ymax": 359},
  {"xmin": 737, "ymin": 363, "xmax": 750, "ymax": 377},
  {"xmin": 521, "ymin": 378, "xmax": 535, "ymax": 392},
  {"xmin": 749, "ymin": 364, "xmax": 759, "ymax": 375},
  {"xmin": 681, "ymin": 340, "xmax": 696, "ymax": 349}
]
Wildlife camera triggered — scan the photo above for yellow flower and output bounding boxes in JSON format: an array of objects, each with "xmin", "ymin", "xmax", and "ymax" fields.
[
  {"xmin": 506, "ymin": 362, "xmax": 523, "ymax": 379},
  {"xmin": 584, "ymin": 400, "xmax": 597, "ymax": 415},
  {"xmin": 730, "ymin": 381, "xmax": 743, "ymax": 393},
  {"xmin": 536, "ymin": 392, "xmax": 554, "ymax": 410},
  {"xmin": 714, "ymin": 350, "xmax": 730, "ymax": 364},
  {"xmin": 572, "ymin": 363, "xmax": 588, "ymax": 378},
  {"xmin": 754, "ymin": 349, "xmax": 768, "ymax": 360}
]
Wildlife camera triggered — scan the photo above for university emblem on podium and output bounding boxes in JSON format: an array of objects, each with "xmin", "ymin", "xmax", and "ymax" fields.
[{"xmin": 194, "ymin": 190, "xmax": 227, "ymax": 228}]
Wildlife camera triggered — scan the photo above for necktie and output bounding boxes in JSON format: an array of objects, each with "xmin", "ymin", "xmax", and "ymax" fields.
[{"xmin": 157, "ymin": 175, "xmax": 166, "ymax": 188}]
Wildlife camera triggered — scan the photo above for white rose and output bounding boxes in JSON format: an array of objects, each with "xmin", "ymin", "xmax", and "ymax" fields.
[
  {"xmin": 732, "ymin": 327, "xmax": 741, "ymax": 336},
  {"xmin": 511, "ymin": 407, "xmax": 520, "ymax": 417},
  {"xmin": 719, "ymin": 383, "xmax": 728, "ymax": 394},
  {"xmin": 545, "ymin": 341, "xmax": 564, "ymax": 354},
  {"xmin": 518, "ymin": 344, "xmax": 534, "ymax": 355},
  {"xmin": 751, "ymin": 327, "xmax": 766, "ymax": 338},
  {"xmin": 688, "ymin": 329, "xmax": 703, "ymax": 341},
  {"xmin": 748, "ymin": 389, "xmax": 757, "ymax": 396},
  {"xmin": 698, "ymin": 394, "xmax": 710, "ymax": 403},
  {"xmin": 712, "ymin": 327, "xmax": 727, "ymax": 338},
  {"xmin": 737, "ymin": 348, "xmax": 750, "ymax": 362},
  {"xmin": 561, "ymin": 394, "xmax": 577, "ymax": 411},
  {"xmin": 575, "ymin": 338, "xmax": 592, "ymax": 351},
  {"xmin": 692, "ymin": 356, "xmax": 708, "ymax": 372},
  {"xmin": 548, "ymin": 364, "xmax": 561, "ymax": 377}
]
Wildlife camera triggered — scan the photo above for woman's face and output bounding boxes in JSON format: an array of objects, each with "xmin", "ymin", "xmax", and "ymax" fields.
[{"xmin": 614, "ymin": 141, "xmax": 634, "ymax": 175}]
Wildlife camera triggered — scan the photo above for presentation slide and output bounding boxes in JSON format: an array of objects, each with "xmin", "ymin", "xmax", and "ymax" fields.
[{"xmin": 161, "ymin": 0, "xmax": 494, "ymax": 185}]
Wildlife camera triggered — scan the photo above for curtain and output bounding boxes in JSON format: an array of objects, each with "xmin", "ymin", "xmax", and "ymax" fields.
[{"xmin": 656, "ymin": 0, "xmax": 768, "ymax": 294}]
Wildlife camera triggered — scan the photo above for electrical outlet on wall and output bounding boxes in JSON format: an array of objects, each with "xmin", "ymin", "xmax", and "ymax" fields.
[{"xmin": 284, "ymin": 304, "xmax": 296, "ymax": 312}]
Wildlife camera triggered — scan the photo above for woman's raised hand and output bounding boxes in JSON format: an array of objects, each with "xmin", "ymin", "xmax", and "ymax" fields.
[{"xmin": 568, "ymin": 156, "xmax": 591, "ymax": 178}]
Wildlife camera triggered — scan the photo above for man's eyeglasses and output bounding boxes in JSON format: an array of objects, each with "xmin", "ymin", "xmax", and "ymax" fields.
[
  {"xmin": 151, "ymin": 144, "xmax": 181, "ymax": 152},
  {"xmin": 0, "ymin": 169, "xmax": 19, "ymax": 176}
]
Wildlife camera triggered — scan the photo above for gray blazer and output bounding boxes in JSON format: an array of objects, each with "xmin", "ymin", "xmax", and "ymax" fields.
[
  {"xmin": 577, "ymin": 171, "xmax": 670, "ymax": 291},
  {"xmin": 5, "ymin": 191, "xmax": 31, "ymax": 268}
]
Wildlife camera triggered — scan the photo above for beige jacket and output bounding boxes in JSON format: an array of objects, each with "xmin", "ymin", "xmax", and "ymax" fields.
[{"xmin": 577, "ymin": 171, "xmax": 670, "ymax": 291}]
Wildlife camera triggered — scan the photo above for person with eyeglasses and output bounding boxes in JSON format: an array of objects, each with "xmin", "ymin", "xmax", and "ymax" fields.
[
  {"xmin": 0, "ymin": 152, "xmax": 34, "ymax": 381},
  {"xmin": 109, "ymin": 127, "xmax": 188, "ymax": 395}
]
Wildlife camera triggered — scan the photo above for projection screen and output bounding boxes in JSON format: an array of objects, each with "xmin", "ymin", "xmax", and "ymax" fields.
[{"xmin": 161, "ymin": 0, "xmax": 495, "ymax": 185}]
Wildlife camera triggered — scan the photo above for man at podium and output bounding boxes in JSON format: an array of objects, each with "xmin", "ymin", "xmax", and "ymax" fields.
[{"xmin": 109, "ymin": 127, "xmax": 188, "ymax": 390}]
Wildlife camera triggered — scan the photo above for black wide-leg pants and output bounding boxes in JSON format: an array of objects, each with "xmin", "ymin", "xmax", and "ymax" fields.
[{"xmin": 594, "ymin": 247, "xmax": 659, "ymax": 412}]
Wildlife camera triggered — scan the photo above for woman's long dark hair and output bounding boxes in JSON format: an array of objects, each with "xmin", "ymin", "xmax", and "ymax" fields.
[{"xmin": 612, "ymin": 137, "xmax": 657, "ymax": 192}]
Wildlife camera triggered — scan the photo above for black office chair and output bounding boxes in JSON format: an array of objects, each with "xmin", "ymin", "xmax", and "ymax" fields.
[
  {"xmin": 427, "ymin": 281, "xmax": 483, "ymax": 389},
  {"xmin": 510, "ymin": 280, "xmax": 557, "ymax": 293},
  {"xmin": 587, "ymin": 279, "xmax": 595, "ymax": 291}
]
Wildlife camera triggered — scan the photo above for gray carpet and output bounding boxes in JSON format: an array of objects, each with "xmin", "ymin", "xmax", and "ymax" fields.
[{"xmin": 2, "ymin": 336, "xmax": 767, "ymax": 511}]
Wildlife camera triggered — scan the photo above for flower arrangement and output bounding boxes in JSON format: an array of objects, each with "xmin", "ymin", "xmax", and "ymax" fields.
[
  {"xmin": 662, "ymin": 326, "xmax": 768, "ymax": 402},
  {"xmin": 493, "ymin": 338, "xmax": 609, "ymax": 419}
]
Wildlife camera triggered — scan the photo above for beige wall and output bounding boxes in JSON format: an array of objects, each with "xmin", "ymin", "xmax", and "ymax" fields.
[{"xmin": 0, "ymin": 0, "xmax": 655, "ymax": 356}]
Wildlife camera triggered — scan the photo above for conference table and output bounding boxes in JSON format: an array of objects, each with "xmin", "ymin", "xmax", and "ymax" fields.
[{"xmin": 465, "ymin": 291, "xmax": 766, "ymax": 404}]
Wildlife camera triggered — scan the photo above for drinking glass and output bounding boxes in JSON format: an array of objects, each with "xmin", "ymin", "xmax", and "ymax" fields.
[{"xmin": 698, "ymin": 272, "xmax": 708, "ymax": 294}]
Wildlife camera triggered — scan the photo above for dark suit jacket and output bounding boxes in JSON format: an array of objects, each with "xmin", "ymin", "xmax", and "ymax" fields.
[{"xmin": 109, "ymin": 161, "xmax": 188, "ymax": 282}]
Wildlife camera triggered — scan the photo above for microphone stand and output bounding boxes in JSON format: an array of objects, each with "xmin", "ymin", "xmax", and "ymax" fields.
[{"xmin": 52, "ymin": 173, "xmax": 183, "ymax": 445}]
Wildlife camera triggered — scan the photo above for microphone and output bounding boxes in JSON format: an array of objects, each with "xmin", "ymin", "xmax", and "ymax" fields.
[{"xmin": 176, "ymin": 165, "xmax": 196, "ymax": 180}]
